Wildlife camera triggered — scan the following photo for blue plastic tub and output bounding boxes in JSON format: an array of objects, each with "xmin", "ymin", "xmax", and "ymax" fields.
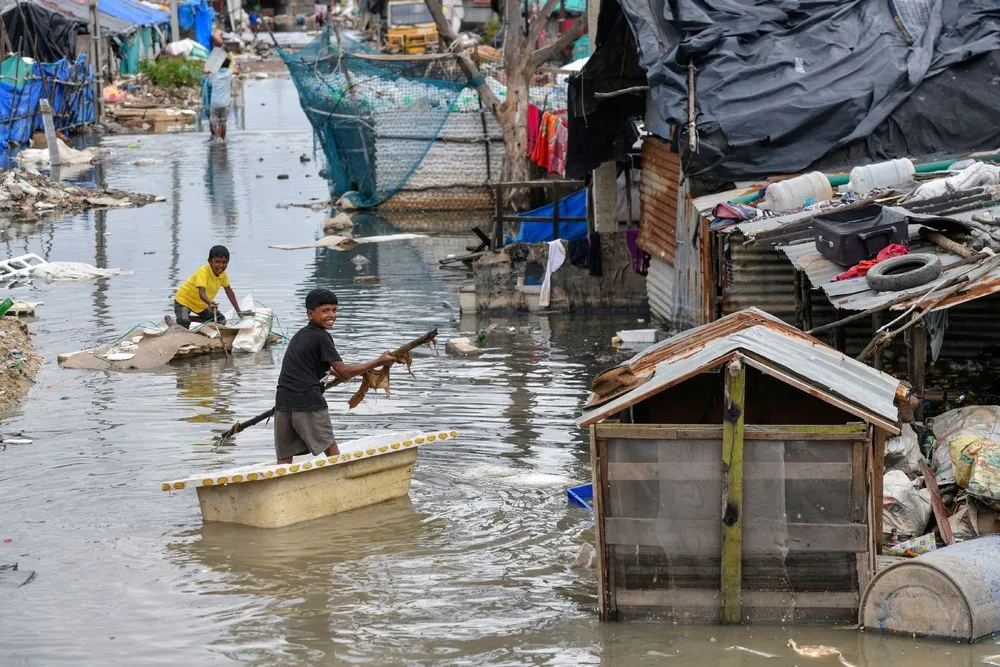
[{"xmin": 567, "ymin": 483, "xmax": 593, "ymax": 512}]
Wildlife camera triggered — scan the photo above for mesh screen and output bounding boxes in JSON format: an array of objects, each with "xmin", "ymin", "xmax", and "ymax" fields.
[{"xmin": 605, "ymin": 435, "xmax": 860, "ymax": 624}]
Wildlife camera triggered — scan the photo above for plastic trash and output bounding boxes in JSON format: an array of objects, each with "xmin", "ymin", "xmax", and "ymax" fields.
[
  {"xmin": 883, "ymin": 470, "xmax": 932, "ymax": 537},
  {"xmin": 849, "ymin": 158, "xmax": 915, "ymax": 194},
  {"xmin": 907, "ymin": 161, "xmax": 1000, "ymax": 202},
  {"xmin": 0, "ymin": 298, "xmax": 13, "ymax": 317},
  {"xmin": 884, "ymin": 531, "xmax": 937, "ymax": 557},
  {"xmin": 759, "ymin": 171, "xmax": 833, "ymax": 212},
  {"xmin": 950, "ymin": 435, "xmax": 1000, "ymax": 504}
]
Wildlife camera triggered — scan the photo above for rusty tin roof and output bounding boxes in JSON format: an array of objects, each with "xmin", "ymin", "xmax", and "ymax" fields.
[{"xmin": 577, "ymin": 308, "xmax": 903, "ymax": 431}]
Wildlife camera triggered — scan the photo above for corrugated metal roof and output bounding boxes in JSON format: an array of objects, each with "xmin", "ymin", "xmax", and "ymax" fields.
[
  {"xmin": 638, "ymin": 135, "xmax": 680, "ymax": 265},
  {"xmin": 776, "ymin": 227, "xmax": 1000, "ymax": 314},
  {"xmin": 577, "ymin": 308, "xmax": 904, "ymax": 430},
  {"xmin": 647, "ymin": 255, "xmax": 675, "ymax": 326}
]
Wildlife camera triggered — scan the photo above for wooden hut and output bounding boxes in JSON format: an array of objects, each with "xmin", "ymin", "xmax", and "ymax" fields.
[{"xmin": 577, "ymin": 308, "xmax": 912, "ymax": 625}]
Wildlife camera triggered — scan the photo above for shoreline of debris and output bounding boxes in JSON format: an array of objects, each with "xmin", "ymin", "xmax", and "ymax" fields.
[{"xmin": 0, "ymin": 169, "xmax": 163, "ymax": 221}]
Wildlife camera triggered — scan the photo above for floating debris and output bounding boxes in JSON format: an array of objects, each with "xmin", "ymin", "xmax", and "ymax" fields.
[{"xmin": 0, "ymin": 169, "xmax": 160, "ymax": 220}]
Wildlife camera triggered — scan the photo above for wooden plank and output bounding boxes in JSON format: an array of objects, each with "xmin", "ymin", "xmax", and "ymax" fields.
[
  {"xmin": 920, "ymin": 458, "xmax": 956, "ymax": 545},
  {"xmin": 590, "ymin": 425, "xmax": 610, "ymax": 621},
  {"xmin": 721, "ymin": 359, "xmax": 746, "ymax": 624},
  {"xmin": 873, "ymin": 428, "xmax": 886, "ymax": 552},
  {"xmin": 600, "ymin": 435, "xmax": 617, "ymax": 619},
  {"xmin": 743, "ymin": 424, "xmax": 868, "ymax": 440},
  {"xmin": 595, "ymin": 424, "xmax": 723, "ymax": 440},
  {"xmin": 608, "ymin": 461, "xmax": 853, "ymax": 481},
  {"xmin": 739, "ymin": 353, "xmax": 902, "ymax": 435},
  {"xmin": 596, "ymin": 423, "xmax": 868, "ymax": 441},
  {"xmin": 617, "ymin": 589, "xmax": 860, "ymax": 610},
  {"xmin": 850, "ymin": 440, "xmax": 865, "ymax": 522},
  {"xmin": 604, "ymin": 519, "xmax": 869, "ymax": 554}
]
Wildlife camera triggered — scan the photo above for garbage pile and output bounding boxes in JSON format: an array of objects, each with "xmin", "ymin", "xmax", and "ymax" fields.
[
  {"xmin": 0, "ymin": 170, "xmax": 161, "ymax": 220},
  {"xmin": 104, "ymin": 75, "xmax": 201, "ymax": 111},
  {"xmin": 883, "ymin": 406, "xmax": 1000, "ymax": 555},
  {"xmin": 0, "ymin": 317, "xmax": 40, "ymax": 420}
]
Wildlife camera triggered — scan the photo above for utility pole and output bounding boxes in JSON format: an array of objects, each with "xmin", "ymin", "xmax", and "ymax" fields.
[
  {"xmin": 89, "ymin": 0, "xmax": 104, "ymax": 121},
  {"xmin": 170, "ymin": 0, "xmax": 180, "ymax": 45},
  {"xmin": 588, "ymin": 0, "xmax": 618, "ymax": 233}
]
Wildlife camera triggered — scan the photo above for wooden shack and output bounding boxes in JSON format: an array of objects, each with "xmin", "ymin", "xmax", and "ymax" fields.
[{"xmin": 577, "ymin": 308, "xmax": 912, "ymax": 625}]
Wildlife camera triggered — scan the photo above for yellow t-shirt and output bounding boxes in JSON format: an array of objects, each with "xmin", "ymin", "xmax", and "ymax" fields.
[{"xmin": 175, "ymin": 264, "xmax": 230, "ymax": 312}]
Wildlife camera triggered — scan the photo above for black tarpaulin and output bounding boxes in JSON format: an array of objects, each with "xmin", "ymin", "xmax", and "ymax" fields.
[
  {"xmin": 573, "ymin": 0, "xmax": 1000, "ymax": 186},
  {"xmin": 0, "ymin": 3, "xmax": 88, "ymax": 61}
]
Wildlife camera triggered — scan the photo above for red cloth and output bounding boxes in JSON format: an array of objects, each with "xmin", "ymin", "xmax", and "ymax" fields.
[
  {"xmin": 527, "ymin": 103, "xmax": 541, "ymax": 155},
  {"xmin": 835, "ymin": 244, "xmax": 909, "ymax": 281}
]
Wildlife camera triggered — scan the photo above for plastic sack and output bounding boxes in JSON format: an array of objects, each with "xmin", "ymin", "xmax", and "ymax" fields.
[
  {"xmin": 886, "ymin": 423, "xmax": 923, "ymax": 475},
  {"xmin": 930, "ymin": 406, "xmax": 1000, "ymax": 487},
  {"xmin": 950, "ymin": 435, "xmax": 1000, "ymax": 505},
  {"xmin": 883, "ymin": 470, "xmax": 932, "ymax": 537},
  {"xmin": 907, "ymin": 161, "xmax": 1000, "ymax": 202}
]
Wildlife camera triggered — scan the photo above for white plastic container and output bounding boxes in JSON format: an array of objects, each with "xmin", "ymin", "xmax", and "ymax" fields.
[
  {"xmin": 759, "ymin": 171, "xmax": 833, "ymax": 212},
  {"xmin": 849, "ymin": 158, "xmax": 915, "ymax": 194}
]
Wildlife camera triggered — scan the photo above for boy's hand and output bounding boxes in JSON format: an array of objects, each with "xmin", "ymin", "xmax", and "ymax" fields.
[
  {"xmin": 376, "ymin": 351, "xmax": 395, "ymax": 366},
  {"xmin": 210, "ymin": 300, "xmax": 220, "ymax": 310}
]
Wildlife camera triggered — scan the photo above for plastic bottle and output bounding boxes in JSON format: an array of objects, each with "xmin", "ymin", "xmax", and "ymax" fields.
[
  {"xmin": 0, "ymin": 298, "xmax": 12, "ymax": 317},
  {"xmin": 849, "ymin": 158, "xmax": 915, "ymax": 194},
  {"xmin": 758, "ymin": 171, "xmax": 833, "ymax": 212}
]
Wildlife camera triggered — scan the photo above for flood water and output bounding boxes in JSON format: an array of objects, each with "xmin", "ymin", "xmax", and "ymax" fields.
[{"xmin": 0, "ymin": 78, "xmax": 997, "ymax": 666}]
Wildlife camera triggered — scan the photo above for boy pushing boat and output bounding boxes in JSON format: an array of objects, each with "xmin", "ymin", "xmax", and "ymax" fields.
[{"xmin": 274, "ymin": 289, "xmax": 394, "ymax": 463}]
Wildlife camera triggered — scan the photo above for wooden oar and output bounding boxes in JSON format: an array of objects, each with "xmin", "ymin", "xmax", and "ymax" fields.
[{"xmin": 212, "ymin": 329, "xmax": 438, "ymax": 445}]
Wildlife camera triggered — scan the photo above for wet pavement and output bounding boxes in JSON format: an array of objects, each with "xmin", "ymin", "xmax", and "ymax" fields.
[{"xmin": 0, "ymin": 77, "xmax": 997, "ymax": 665}]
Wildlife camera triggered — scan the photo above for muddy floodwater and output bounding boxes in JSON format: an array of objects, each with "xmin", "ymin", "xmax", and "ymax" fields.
[{"xmin": 0, "ymin": 78, "xmax": 997, "ymax": 666}]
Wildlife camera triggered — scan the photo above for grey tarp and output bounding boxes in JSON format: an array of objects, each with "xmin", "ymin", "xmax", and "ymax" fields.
[{"xmin": 614, "ymin": 0, "xmax": 1000, "ymax": 183}]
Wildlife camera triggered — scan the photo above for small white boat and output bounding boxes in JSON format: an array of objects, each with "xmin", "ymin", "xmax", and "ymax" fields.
[{"xmin": 162, "ymin": 430, "xmax": 457, "ymax": 528}]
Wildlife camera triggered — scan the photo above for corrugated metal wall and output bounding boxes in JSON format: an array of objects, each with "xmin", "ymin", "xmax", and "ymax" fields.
[
  {"xmin": 722, "ymin": 232, "xmax": 799, "ymax": 322},
  {"xmin": 638, "ymin": 136, "xmax": 679, "ymax": 265},
  {"xmin": 647, "ymin": 255, "xmax": 676, "ymax": 328}
]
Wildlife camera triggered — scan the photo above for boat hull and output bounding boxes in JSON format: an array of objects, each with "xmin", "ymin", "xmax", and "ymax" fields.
[{"xmin": 195, "ymin": 448, "xmax": 418, "ymax": 528}]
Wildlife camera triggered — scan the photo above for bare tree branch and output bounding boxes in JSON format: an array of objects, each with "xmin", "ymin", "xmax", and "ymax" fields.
[
  {"xmin": 423, "ymin": 0, "xmax": 502, "ymax": 115},
  {"xmin": 531, "ymin": 18, "xmax": 587, "ymax": 68},
  {"xmin": 523, "ymin": 0, "xmax": 562, "ymax": 62}
]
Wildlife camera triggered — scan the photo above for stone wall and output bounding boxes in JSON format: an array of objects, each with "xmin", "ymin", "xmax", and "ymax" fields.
[{"xmin": 472, "ymin": 232, "xmax": 648, "ymax": 313}]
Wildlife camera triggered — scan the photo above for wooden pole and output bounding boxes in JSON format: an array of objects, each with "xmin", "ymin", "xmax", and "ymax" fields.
[
  {"xmin": 169, "ymin": 0, "xmax": 180, "ymax": 45},
  {"xmin": 721, "ymin": 357, "xmax": 746, "ymax": 624},
  {"xmin": 590, "ymin": 424, "xmax": 611, "ymax": 621},
  {"xmin": 905, "ymin": 320, "xmax": 926, "ymax": 421}
]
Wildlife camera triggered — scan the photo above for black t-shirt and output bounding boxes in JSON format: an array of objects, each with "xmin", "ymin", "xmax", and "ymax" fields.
[{"xmin": 275, "ymin": 322, "xmax": 343, "ymax": 412}]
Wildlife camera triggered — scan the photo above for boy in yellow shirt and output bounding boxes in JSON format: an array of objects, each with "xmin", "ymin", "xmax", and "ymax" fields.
[{"xmin": 169, "ymin": 245, "xmax": 251, "ymax": 329}]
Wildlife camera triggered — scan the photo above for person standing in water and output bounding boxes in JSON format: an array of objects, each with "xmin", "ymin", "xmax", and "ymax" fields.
[{"xmin": 202, "ymin": 57, "xmax": 233, "ymax": 143}]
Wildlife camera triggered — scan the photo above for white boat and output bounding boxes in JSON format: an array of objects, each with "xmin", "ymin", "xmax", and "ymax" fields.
[{"xmin": 162, "ymin": 430, "xmax": 457, "ymax": 528}]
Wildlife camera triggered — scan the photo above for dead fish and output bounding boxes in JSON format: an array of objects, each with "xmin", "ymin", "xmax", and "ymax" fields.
[
  {"xmin": 728, "ymin": 645, "xmax": 777, "ymax": 658},
  {"xmin": 788, "ymin": 640, "xmax": 856, "ymax": 667}
]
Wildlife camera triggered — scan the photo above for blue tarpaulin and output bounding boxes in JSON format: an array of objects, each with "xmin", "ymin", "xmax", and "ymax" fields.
[
  {"xmin": 513, "ymin": 188, "xmax": 588, "ymax": 243},
  {"xmin": 99, "ymin": 0, "xmax": 170, "ymax": 27},
  {"xmin": 179, "ymin": 0, "xmax": 216, "ymax": 49},
  {"xmin": 0, "ymin": 55, "xmax": 94, "ymax": 147}
]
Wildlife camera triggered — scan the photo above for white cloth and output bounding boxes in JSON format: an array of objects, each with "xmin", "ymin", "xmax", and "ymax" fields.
[{"xmin": 539, "ymin": 240, "xmax": 566, "ymax": 308}]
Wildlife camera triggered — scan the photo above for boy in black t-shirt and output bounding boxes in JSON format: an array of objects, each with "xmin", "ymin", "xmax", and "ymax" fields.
[{"xmin": 274, "ymin": 289, "xmax": 393, "ymax": 463}]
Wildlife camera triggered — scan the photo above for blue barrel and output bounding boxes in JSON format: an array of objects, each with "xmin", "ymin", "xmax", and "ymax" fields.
[{"xmin": 861, "ymin": 535, "xmax": 1000, "ymax": 642}]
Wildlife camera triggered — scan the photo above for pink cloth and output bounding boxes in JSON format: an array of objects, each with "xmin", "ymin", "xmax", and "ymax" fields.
[{"xmin": 549, "ymin": 121, "xmax": 568, "ymax": 176}]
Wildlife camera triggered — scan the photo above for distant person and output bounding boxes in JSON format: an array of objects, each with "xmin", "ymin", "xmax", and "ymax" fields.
[
  {"xmin": 247, "ymin": 7, "xmax": 261, "ymax": 38},
  {"xmin": 315, "ymin": 2, "xmax": 326, "ymax": 27},
  {"xmin": 168, "ymin": 245, "xmax": 252, "ymax": 329},
  {"xmin": 274, "ymin": 289, "xmax": 394, "ymax": 464},
  {"xmin": 201, "ymin": 56, "xmax": 233, "ymax": 142}
]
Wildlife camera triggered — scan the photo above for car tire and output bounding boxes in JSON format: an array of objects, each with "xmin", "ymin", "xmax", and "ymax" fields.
[{"xmin": 866, "ymin": 254, "xmax": 943, "ymax": 292}]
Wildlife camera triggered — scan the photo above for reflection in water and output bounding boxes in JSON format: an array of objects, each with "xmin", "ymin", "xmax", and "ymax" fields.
[{"xmin": 206, "ymin": 143, "xmax": 238, "ymax": 233}]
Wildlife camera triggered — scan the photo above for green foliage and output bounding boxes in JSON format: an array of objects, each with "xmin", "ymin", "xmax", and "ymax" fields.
[
  {"xmin": 482, "ymin": 16, "xmax": 500, "ymax": 45},
  {"xmin": 139, "ymin": 56, "xmax": 204, "ymax": 88}
]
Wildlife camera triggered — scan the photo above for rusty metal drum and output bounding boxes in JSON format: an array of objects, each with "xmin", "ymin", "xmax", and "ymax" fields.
[{"xmin": 861, "ymin": 535, "xmax": 1000, "ymax": 642}]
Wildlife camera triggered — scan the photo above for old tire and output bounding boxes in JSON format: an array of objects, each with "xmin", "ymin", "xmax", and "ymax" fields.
[{"xmin": 866, "ymin": 254, "xmax": 942, "ymax": 292}]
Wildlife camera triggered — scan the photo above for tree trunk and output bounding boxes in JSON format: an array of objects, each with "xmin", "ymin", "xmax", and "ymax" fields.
[{"xmin": 500, "ymin": 67, "xmax": 533, "ymax": 208}]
